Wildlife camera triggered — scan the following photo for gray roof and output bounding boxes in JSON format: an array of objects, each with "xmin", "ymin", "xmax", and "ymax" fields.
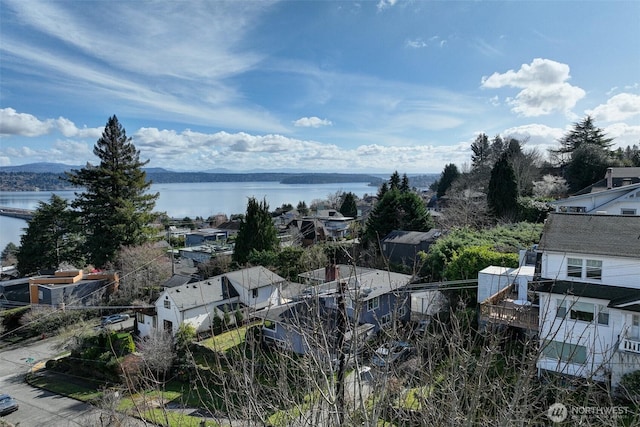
[
  {"xmin": 300, "ymin": 265, "xmax": 412, "ymax": 301},
  {"xmin": 224, "ymin": 266, "xmax": 286, "ymax": 290},
  {"xmin": 164, "ymin": 276, "xmax": 232, "ymax": 311},
  {"xmin": 381, "ymin": 229, "xmax": 442, "ymax": 245},
  {"xmin": 537, "ymin": 213, "xmax": 640, "ymax": 258}
]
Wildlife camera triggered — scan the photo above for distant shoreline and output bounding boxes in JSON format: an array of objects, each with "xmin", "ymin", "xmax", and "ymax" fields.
[{"xmin": 0, "ymin": 171, "xmax": 386, "ymax": 192}]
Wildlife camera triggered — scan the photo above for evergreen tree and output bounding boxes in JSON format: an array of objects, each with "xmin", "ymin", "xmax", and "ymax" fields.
[
  {"xmin": 400, "ymin": 174, "xmax": 411, "ymax": 193},
  {"xmin": 296, "ymin": 200, "xmax": 309, "ymax": 216},
  {"xmin": 364, "ymin": 189, "xmax": 433, "ymax": 247},
  {"xmin": 487, "ymin": 153, "xmax": 518, "ymax": 220},
  {"xmin": 233, "ymin": 197, "xmax": 278, "ymax": 265},
  {"xmin": 470, "ymin": 133, "xmax": 490, "ymax": 170},
  {"xmin": 377, "ymin": 182, "xmax": 389, "ymax": 199},
  {"xmin": 550, "ymin": 116, "xmax": 614, "ymax": 167},
  {"xmin": 1, "ymin": 242, "xmax": 18, "ymax": 264},
  {"xmin": 17, "ymin": 195, "xmax": 85, "ymax": 275},
  {"xmin": 566, "ymin": 144, "xmax": 613, "ymax": 192},
  {"xmin": 389, "ymin": 171, "xmax": 401, "ymax": 190},
  {"xmin": 65, "ymin": 115, "xmax": 158, "ymax": 267},
  {"xmin": 339, "ymin": 192, "xmax": 358, "ymax": 218},
  {"xmin": 436, "ymin": 163, "xmax": 460, "ymax": 198}
]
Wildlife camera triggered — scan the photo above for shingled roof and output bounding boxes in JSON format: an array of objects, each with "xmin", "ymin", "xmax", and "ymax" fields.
[{"xmin": 537, "ymin": 213, "xmax": 640, "ymax": 258}]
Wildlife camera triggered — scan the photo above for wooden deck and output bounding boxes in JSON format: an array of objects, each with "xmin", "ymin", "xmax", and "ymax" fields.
[{"xmin": 480, "ymin": 286, "xmax": 539, "ymax": 331}]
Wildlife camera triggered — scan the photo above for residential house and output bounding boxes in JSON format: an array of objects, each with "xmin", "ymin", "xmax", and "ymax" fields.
[
  {"xmin": 380, "ymin": 229, "xmax": 442, "ymax": 269},
  {"xmin": 185, "ymin": 228, "xmax": 229, "ymax": 247},
  {"xmin": 551, "ymin": 182, "xmax": 640, "ymax": 215},
  {"xmin": 28, "ymin": 270, "xmax": 118, "ymax": 308},
  {"xmin": 551, "ymin": 167, "xmax": 640, "ymax": 215},
  {"xmin": 137, "ymin": 266, "xmax": 286, "ymax": 337},
  {"xmin": 179, "ymin": 244, "xmax": 233, "ymax": 266},
  {"xmin": 533, "ymin": 213, "xmax": 640, "ymax": 387},
  {"xmin": 259, "ymin": 265, "xmax": 412, "ymax": 355}
]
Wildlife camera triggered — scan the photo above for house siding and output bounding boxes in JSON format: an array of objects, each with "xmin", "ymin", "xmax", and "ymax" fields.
[{"xmin": 541, "ymin": 252, "xmax": 640, "ymax": 288}]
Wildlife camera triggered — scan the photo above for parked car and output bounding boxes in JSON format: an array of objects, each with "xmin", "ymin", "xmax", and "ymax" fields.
[
  {"xmin": 0, "ymin": 394, "xmax": 18, "ymax": 416},
  {"xmin": 101, "ymin": 313, "xmax": 130, "ymax": 325},
  {"xmin": 371, "ymin": 341, "xmax": 413, "ymax": 367}
]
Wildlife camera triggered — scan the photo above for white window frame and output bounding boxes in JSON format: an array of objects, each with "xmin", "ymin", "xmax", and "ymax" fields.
[
  {"xmin": 379, "ymin": 313, "xmax": 392, "ymax": 327},
  {"xmin": 567, "ymin": 258, "xmax": 582, "ymax": 278},
  {"xmin": 366, "ymin": 296, "xmax": 380, "ymax": 312},
  {"xmin": 586, "ymin": 259, "xmax": 602, "ymax": 280},
  {"xmin": 621, "ymin": 208, "xmax": 637, "ymax": 215},
  {"xmin": 597, "ymin": 305, "xmax": 609, "ymax": 326},
  {"xmin": 164, "ymin": 299, "xmax": 171, "ymax": 309},
  {"xmin": 569, "ymin": 301, "xmax": 595, "ymax": 323}
]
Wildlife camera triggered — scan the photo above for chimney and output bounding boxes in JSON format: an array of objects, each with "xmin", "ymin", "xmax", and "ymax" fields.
[
  {"xmin": 325, "ymin": 264, "xmax": 339, "ymax": 283},
  {"xmin": 606, "ymin": 167, "xmax": 613, "ymax": 189}
]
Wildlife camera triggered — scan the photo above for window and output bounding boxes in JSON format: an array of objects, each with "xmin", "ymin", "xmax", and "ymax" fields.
[
  {"xmin": 586, "ymin": 259, "xmax": 602, "ymax": 280},
  {"xmin": 621, "ymin": 208, "xmax": 637, "ymax": 215},
  {"xmin": 163, "ymin": 319, "xmax": 173, "ymax": 335},
  {"xmin": 397, "ymin": 305, "xmax": 407, "ymax": 319},
  {"xmin": 252, "ymin": 288, "xmax": 259, "ymax": 298},
  {"xmin": 556, "ymin": 300, "xmax": 567, "ymax": 318},
  {"xmin": 597, "ymin": 305, "xmax": 609, "ymax": 326},
  {"xmin": 634, "ymin": 315, "xmax": 640, "ymax": 327},
  {"xmin": 567, "ymin": 258, "xmax": 582, "ymax": 278},
  {"xmin": 164, "ymin": 299, "xmax": 171, "ymax": 309},
  {"xmin": 379, "ymin": 313, "xmax": 392, "ymax": 327},
  {"xmin": 366, "ymin": 296, "xmax": 379, "ymax": 312},
  {"xmin": 136, "ymin": 312, "xmax": 144, "ymax": 323},
  {"xmin": 569, "ymin": 301, "xmax": 594, "ymax": 322},
  {"xmin": 542, "ymin": 340, "xmax": 587, "ymax": 364}
]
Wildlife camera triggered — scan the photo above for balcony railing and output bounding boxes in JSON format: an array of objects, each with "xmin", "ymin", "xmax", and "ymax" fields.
[
  {"xmin": 619, "ymin": 337, "xmax": 640, "ymax": 354},
  {"xmin": 480, "ymin": 301, "xmax": 539, "ymax": 331}
]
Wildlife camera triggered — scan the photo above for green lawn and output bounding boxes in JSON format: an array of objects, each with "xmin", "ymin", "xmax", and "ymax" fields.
[{"xmin": 199, "ymin": 323, "xmax": 255, "ymax": 353}]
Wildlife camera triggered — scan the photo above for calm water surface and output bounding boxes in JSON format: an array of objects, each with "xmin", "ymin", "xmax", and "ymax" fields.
[{"xmin": 0, "ymin": 181, "xmax": 376, "ymax": 250}]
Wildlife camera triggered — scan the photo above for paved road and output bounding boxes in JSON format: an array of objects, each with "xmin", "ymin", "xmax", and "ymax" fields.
[{"xmin": 0, "ymin": 337, "xmax": 147, "ymax": 427}]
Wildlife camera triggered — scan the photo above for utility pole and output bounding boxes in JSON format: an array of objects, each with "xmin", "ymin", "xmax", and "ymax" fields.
[
  {"xmin": 335, "ymin": 276, "xmax": 347, "ymax": 426},
  {"xmin": 167, "ymin": 226, "xmax": 175, "ymax": 275}
]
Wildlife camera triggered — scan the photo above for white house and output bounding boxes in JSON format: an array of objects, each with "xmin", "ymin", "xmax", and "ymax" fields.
[
  {"xmin": 137, "ymin": 266, "xmax": 286, "ymax": 337},
  {"xmin": 551, "ymin": 168, "xmax": 640, "ymax": 215},
  {"xmin": 534, "ymin": 213, "xmax": 640, "ymax": 387}
]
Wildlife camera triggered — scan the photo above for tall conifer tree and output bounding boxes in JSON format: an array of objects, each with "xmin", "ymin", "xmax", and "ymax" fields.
[{"xmin": 66, "ymin": 115, "xmax": 158, "ymax": 267}]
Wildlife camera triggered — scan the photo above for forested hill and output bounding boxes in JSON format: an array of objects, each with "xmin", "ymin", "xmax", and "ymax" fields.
[{"xmin": 0, "ymin": 169, "xmax": 385, "ymax": 191}]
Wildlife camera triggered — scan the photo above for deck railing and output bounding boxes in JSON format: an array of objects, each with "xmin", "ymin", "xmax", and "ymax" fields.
[
  {"xmin": 619, "ymin": 337, "xmax": 640, "ymax": 354},
  {"xmin": 480, "ymin": 302, "xmax": 539, "ymax": 330}
]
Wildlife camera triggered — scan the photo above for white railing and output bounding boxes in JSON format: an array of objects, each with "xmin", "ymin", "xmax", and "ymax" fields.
[{"xmin": 619, "ymin": 337, "xmax": 640, "ymax": 354}]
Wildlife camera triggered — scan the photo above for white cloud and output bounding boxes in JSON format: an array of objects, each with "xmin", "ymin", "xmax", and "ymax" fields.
[
  {"xmin": 55, "ymin": 117, "xmax": 103, "ymax": 138},
  {"xmin": 604, "ymin": 122, "xmax": 640, "ymax": 149},
  {"xmin": 405, "ymin": 38, "xmax": 427, "ymax": 49},
  {"xmin": 585, "ymin": 93, "xmax": 640, "ymax": 122},
  {"xmin": 481, "ymin": 58, "xmax": 586, "ymax": 117},
  {"xmin": 501, "ymin": 123, "xmax": 565, "ymax": 149},
  {"xmin": 0, "ymin": 108, "xmax": 54, "ymax": 136},
  {"xmin": 293, "ymin": 117, "xmax": 333, "ymax": 128},
  {"xmin": 377, "ymin": 0, "xmax": 398, "ymax": 11}
]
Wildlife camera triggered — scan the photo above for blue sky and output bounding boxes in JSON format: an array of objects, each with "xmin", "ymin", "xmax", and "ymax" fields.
[{"xmin": 1, "ymin": 0, "xmax": 639, "ymax": 174}]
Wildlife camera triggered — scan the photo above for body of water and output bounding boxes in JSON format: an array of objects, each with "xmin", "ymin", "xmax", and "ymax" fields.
[{"xmin": 0, "ymin": 181, "xmax": 377, "ymax": 251}]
